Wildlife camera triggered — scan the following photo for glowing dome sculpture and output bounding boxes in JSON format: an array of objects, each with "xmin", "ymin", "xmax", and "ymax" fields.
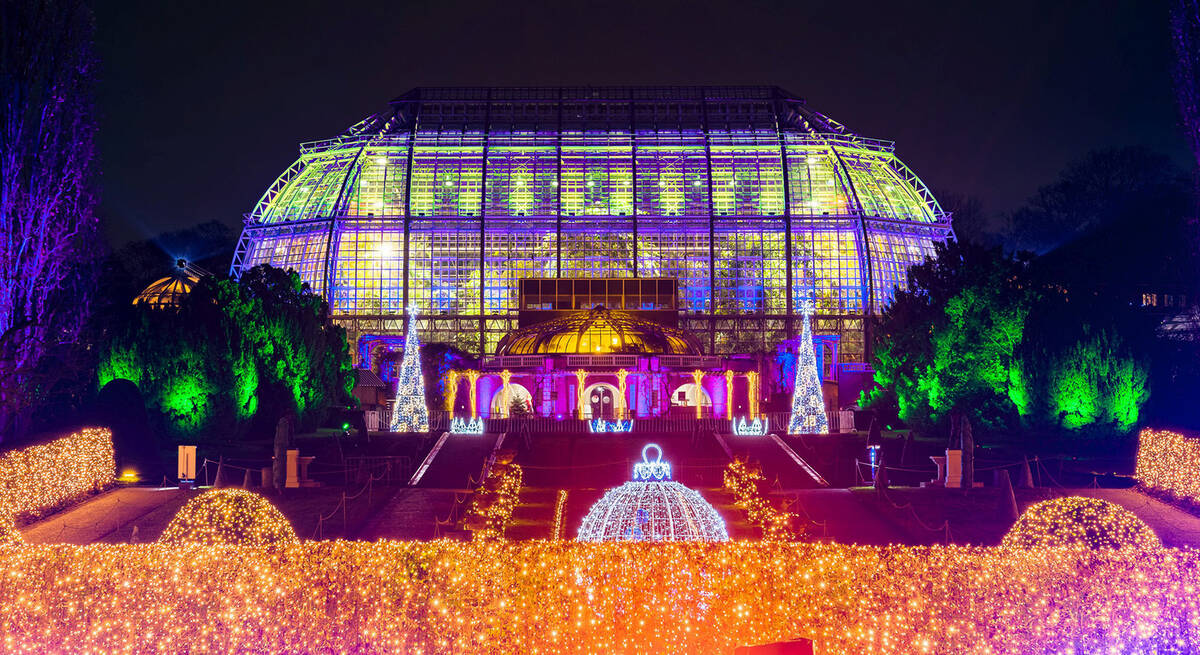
[
  {"xmin": 230, "ymin": 86, "xmax": 953, "ymax": 360},
  {"xmin": 133, "ymin": 260, "xmax": 208, "ymax": 309},
  {"xmin": 577, "ymin": 444, "xmax": 729, "ymax": 542}
]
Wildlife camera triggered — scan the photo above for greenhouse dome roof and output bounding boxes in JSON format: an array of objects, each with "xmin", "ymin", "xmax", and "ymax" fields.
[
  {"xmin": 133, "ymin": 274, "xmax": 197, "ymax": 309},
  {"xmin": 494, "ymin": 306, "xmax": 702, "ymax": 356}
]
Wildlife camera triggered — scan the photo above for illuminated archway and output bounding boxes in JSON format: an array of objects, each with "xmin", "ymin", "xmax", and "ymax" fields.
[
  {"xmin": 581, "ymin": 382, "xmax": 626, "ymax": 420},
  {"xmin": 491, "ymin": 382, "xmax": 534, "ymax": 416},
  {"xmin": 670, "ymin": 383, "xmax": 711, "ymax": 408}
]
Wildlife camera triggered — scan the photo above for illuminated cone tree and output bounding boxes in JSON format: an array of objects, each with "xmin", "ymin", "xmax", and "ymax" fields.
[
  {"xmin": 787, "ymin": 298, "xmax": 828, "ymax": 434},
  {"xmin": 389, "ymin": 308, "xmax": 430, "ymax": 433}
]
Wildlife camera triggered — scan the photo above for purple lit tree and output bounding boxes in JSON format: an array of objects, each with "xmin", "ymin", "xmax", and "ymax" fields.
[
  {"xmin": 0, "ymin": 0, "xmax": 99, "ymax": 440},
  {"xmin": 1173, "ymin": 0, "xmax": 1200, "ymax": 179},
  {"xmin": 1173, "ymin": 0, "xmax": 1200, "ymax": 254}
]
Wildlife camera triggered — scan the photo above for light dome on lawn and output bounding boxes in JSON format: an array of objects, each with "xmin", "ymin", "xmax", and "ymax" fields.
[{"xmin": 577, "ymin": 443, "xmax": 729, "ymax": 542}]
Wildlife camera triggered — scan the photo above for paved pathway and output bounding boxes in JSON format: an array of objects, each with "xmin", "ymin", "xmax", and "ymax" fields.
[
  {"xmin": 786, "ymin": 489, "xmax": 909, "ymax": 545},
  {"xmin": 21, "ymin": 487, "xmax": 196, "ymax": 544},
  {"xmin": 1070, "ymin": 488, "xmax": 1200, "ymax": 548}
]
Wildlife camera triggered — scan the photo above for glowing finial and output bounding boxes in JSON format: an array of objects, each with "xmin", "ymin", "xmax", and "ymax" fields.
[{"xmin": 632, "ymin": 443, "xmax": 671, "ymax": 481}]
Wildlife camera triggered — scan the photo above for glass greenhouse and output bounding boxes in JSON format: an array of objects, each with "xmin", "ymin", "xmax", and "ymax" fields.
[{"xmin": 231, "ymin": 86, "xmax": 953, "ymax": 362}]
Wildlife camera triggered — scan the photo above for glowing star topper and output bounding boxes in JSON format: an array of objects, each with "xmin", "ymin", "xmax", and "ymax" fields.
[{"xmin": 632, "ymin": 443, "xmax": 672, "ymax": 481}]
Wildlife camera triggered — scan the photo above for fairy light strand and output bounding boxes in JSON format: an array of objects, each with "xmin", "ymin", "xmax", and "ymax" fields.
[
  {"xmin": 723, "ymin": 458, "xmax": 798, "ymax": 541},
  {"xmin": 463, "ymin": 458, "xmax": 523, "ymax": 540}
]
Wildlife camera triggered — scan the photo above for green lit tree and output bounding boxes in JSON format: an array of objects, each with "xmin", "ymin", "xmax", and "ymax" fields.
[
  {"xmin": 867, "ymin": 240, "xmax": 1031, "ymax": 430},
  {"xmin": 98, "ymin": 265, "xmax": 352, "ymax": 441},
  {"xmin": 866, "ymin": 237, "xmax": 1154, "ymax": 437},
  {"xmin": 1012, "ymin": 292, "xmax": 1151, "ymax": 432}
]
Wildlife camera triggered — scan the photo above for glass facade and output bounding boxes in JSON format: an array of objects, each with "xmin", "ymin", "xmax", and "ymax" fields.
[{"xmin": 232, "ymin": 86, "xmax": 953, "ymax": 362}]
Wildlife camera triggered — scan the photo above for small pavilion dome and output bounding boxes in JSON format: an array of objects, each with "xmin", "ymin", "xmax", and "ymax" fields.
[
  {"xmin": 495, "ymin": 306, "xmax": 703, "ymax": 355},
  {"xmin": 577, "ymin": 444, "xmax": 729, "ymax": 542},
  {"xmin": 133, "ymin": 274, "xmax": 198, "ymax": 309}
]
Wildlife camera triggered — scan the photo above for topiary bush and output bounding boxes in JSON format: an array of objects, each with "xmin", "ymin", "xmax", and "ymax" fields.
[
  {"xmin": 159, "ymin": 489, "xmax": 296, "ymax": 546},
  {"xmin": 1002, "ymin": 496, "xmax": 1160, "ymax": 550}
]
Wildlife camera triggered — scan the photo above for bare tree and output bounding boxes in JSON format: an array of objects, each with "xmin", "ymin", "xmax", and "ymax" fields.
[
  {"xmin": 0, "ymin": 0, "xmax": 99, "ymax": 441},
  {"xmin": 1173, "ymin": 0, "xmax": 1200, "ymax": 178},
  {"xmin": 1173, "ymin": 0, "xmax": 1200, "ymax": 255}
]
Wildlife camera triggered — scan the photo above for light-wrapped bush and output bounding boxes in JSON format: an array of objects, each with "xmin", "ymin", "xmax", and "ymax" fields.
[
  {"xmin": 1002, "ymin": 496, "xmax": 1160, "ymax": 550},
  {"xmin": 159, "ymin": 489, "xmax": 295, "ymax": 546}
]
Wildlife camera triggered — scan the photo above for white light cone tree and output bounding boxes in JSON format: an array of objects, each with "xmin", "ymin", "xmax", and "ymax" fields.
[
  {"xmin": 787, "ymin": 297, "xmax": 829, "ymax": 434},
  {"xmin": 389, "ymin": 307, "xmax": 430, "ymax": 432}
]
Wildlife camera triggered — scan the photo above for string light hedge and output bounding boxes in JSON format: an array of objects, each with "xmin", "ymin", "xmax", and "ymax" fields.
[
  {"xmin": 1136, "ymin": 428, "xmax": 1200, "ymax": 504},
  {"xmin": 723, "ymin": 458, "xmax": 799, "ymax": 541},
  {"xmin": 0, "ymin": 427, "xmax": 114, "ymax": 522},
  {"xmin": 158, "ymin": 489, "xmax": 297, "ymax": 546},
  {"xmin": 0, "ymin": 541, "xmax": 1194, "ymax": 653},
  {"xmin": 462, "ymin": 451, "xmax": 523, "ymax": 539},
  {"xmin": 1002, "ymin": 496, "xmax": 1161, "ymax": 550}
]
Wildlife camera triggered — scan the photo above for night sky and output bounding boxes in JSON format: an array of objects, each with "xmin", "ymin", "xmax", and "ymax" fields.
[{"xmin": 96, "ymin": 0, "xmax": 1191, "ymax": 248}]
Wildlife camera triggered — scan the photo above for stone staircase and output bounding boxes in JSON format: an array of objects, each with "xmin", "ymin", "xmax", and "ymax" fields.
[{"xmin": 356, "ymin": 488, "xmax": 465, "ymax": 540}]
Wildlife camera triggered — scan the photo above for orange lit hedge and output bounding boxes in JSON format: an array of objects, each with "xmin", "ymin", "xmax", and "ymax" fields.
[
  {"xmin": 0, "ymin": 427, "xmax": 114, "ymax": 521},
  {"xmin": 1136, "ymin": 428, "xmax": 1200, "ymax": 504},
  {"xmin": 0, "ymin": 512, "xmax": 20, "ymax": 545},
  {"xmin": 0, "ymin": 541, "xmax": 1195, "ymax": 654}
]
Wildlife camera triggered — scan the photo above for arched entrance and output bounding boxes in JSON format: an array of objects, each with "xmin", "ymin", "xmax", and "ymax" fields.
[
  {"xmin": 582, "ymin": 382, "xmax": 624, "ymax": 420},
  {"xmin": 491, "ymin": 383, "xmax": 534, "ymax": 417},
  {"xmin": 670, "ymin": 383, "xmax": 711, "ymax": 409}
]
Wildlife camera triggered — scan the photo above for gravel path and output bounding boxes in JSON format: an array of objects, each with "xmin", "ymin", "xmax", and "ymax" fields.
[
  {"xmin": 20, "ymin": 487, "xmax": 197, "ymax": 544},
  {"xmin": 1069, "ymin": 488, "xmax": 1200, "ymax": 548}
]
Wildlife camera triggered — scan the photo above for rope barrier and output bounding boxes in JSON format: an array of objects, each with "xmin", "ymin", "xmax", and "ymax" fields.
[
  {"xmin": 312, "ymin": 463, "xmax": 391, "ymax": 539},
  {"xmin": 876, "ymin": 486, "xmax": 953, "ymax": 545},
  {"xmin": 782, "ymin": 493, "xmax": 829, "ymax": 538},
  {"xmin": 1035, "ymin": 457, "xmax": 1068, "ymax": 490},
  {"xmin": 854, "ymin": 459, "xmax": 937, "ymax": 475}
]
